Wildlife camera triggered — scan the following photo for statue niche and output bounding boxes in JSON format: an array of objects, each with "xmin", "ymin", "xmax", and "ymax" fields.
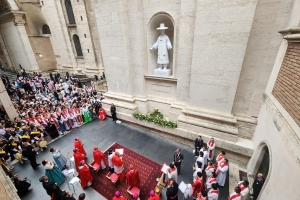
[{"xmin": 148, "ymin": 14, "xmax": 174, "ymax": 77}]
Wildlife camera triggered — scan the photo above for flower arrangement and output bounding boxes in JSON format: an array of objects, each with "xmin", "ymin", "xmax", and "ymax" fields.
[{"xmin": 133, "ymin": 109, "xmax": 177, "ymax": 129}]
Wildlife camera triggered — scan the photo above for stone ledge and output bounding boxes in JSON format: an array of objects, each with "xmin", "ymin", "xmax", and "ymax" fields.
[{"xmin": 144, "ymin": 74, "xmax": 177, "ymax": 82}]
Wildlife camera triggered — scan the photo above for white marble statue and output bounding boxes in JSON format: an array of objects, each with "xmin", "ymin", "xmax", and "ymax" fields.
[{"xmin": 150, "ymin": 23, "xmax": 172, "ymax": 70}]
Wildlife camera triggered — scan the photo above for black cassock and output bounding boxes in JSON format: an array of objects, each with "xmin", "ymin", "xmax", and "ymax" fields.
[
  {"xmin": 166, "ymin": 186, "xmax": 178, "ymax": 200},
  {"xmin": 47, "ymin": 123, "xmax": 59, "ymax": 139}
]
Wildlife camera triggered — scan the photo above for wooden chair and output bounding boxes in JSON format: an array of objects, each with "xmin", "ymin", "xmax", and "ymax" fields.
[
  {"xmin": 88, "ymin": 161, "xmax": 101, "ymax": 173},
  {"xmin": 106, "ymin": 171, "xmax": 119, "ymax": 185},
  {"xmin": 127, "ymin": 186, "xmax": 140, "ymax": 197}
]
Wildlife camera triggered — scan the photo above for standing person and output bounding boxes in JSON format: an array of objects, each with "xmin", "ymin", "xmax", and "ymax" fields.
[
  {"xmin": 112, "ymin": 191, "xmax": 126, "ymax": 200},
  {"xmin": 48, "ymin": 120, "xmax": 59, "ymax": 139},
  {"xmin": 166, "ymin": 180, "xmax": 178, "ymax": 200},
  {"xmin": 93, "ymin": 146, "xmax": 106, "ymax": 170},
  {"xmin": 194, "ymin": 136, "xmax": 203, "ymax": 156},
  {"xmin": 205, "ymin": 161, "xmax": 215, "ymax": 182},
  {"xmin": 50, "ymin": 148, "xmax": 67, "ymax": 169},
  {"xmin": 173, "ymin": 148, "xmax": 184, "ymax": 175},
  {"xmin": 207, "ymin": 138, "xmax": 216, "ymax": 161},
  {"xmin": 126, "ymin": 164, "xmax": 140, "ymax": 188},
  {"xmin": 197, "ymin": 191, "xmax": 207, "ymax": 200},
  {"xmin": 238, "ymin": 180, "xmax": 249, "ymax": 200},
  {"xmin": 215, "ymin": 151, "xmax": 226, "ymax": 168},
  {"xmin": 216, "ymin": 159, "xmax": 229, "ymax": 187},
  {"xmin": 39, "ymin": 176, "xmax": 56, "ymax": 197},
  {"xmin": 200, "ymin": 145, "xmax": 208, "ymax": 167},
  {"xmin": 21, "ymin": 143, "xmax": 40, "ymax": 169},
  {"xmin": 108, "ymin": 148, "xmax": 115, "ymax": 173},
  {"xmin": 78, "ymin": 160, "xmax": 93, "ymax": 189},
  {"xmin": 74, "ymin": 137, "xmax": 87, "ymax": 157},
  {"xmin": 192, "ymin": 172, "xmax": 203, "ymax": 198},
  {"xmin": 42, "ymin": 160, "xmax": 65, "ymax": 185},
  {"xmin": 251, "ymin": 173, "xmax": 265, "ymax": 200},
  {"xmin": 14, "ymin": 177, "xmax": 31, "ymax": 196},
  {"xmin": 196, "ymin": 151, "xmax": 205, "ymax": 171},
  {"xmin": 110, "ymin": 103, "xmax": 117, "ymax": 122},
  {"xmin": 207, "ymin": 183, "xmax": 219, "ymax": 200},
  {"xmin": 148, "ymin": 190, "xmax": 160, "ymax": 200},
  {"xmin": 167, "ymin": 163, "xmax": 178, "ymax": 183},
  {"xmin": 228, "ymin": 187, "xmax": 241, "ymax": 200},
  {"xmin": 78, "ymin": 193, "xmax": 86, "ymax": 200},
  {"xmin": 111, "ymin": 151, "xmax": 125, "ymax": 181},
  {"xmin": 98, "ymin": 107, "xmax": 107, "ymax": 121},
  {"xmin": 73, "ymin": 148, "xmax": 85, "ymax": 172}
]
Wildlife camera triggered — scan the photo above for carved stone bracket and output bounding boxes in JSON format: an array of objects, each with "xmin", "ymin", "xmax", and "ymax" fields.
[{"xmin": 11, "ymin": 10, "xmax": 26, "ymax": 26}]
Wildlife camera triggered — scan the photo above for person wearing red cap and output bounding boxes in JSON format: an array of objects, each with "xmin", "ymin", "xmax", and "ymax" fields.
[
  {"xmin": 112, "ymin": 190, "xmax": 126, "ymax": 200},
  {"xmin": 74, "ymin": 137, "xmax": 87, "ymax": 157},
  {"xmin": 93, "ymin": 146, "xmax": 106, "ymax": 169},
  {"xmin": 78, "ymin": 160, "xmax": 93, "ymax": 189},
  {"xmin": 73, "ymin": 148, "xmax": 85, "ymax": 172},
  {"xmin": 148, "ymin": 190, "xmax": 160, "ymax": 200},
  {"xmin": 126, "ymin": 164, "xmax": 140, "ymax": 188},
  {"xmin": 111, "ymin": 151, "xmax": 125, "ymax": 181}
]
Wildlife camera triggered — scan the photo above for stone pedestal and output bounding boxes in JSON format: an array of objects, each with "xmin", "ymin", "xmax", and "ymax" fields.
[
  {"xmin": 0, "ymin": 80, "xmax": 18, "ymax": 121},
  {"xmin": 154, "ymin": 68, "xmax": 171, "ymax": 77}
]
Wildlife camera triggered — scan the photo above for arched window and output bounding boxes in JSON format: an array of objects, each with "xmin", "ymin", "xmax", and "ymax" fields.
[
  {"xmin": 65, "ymin": 0, "xmax": 76, "ymax": 24},
  {"xmin": 73, "ymin": 34, "xmax": 83, "ymax": 57},
  {"xmin": 42, "ymin": 25, "xmax": 51, "ymax": 34}
]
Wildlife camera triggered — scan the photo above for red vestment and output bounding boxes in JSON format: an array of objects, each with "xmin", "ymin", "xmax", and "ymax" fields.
[
  {"xmin": 192, "ymin": 177, "xmax": 203, "ymax": 197},
  {"xmin": 148, "ymin": 195, "xmax": 160, "ymax": 200},
  {"xmin": 78, "ymin": 164, "xmax": 93, "ymax": 188},
  {"xmin": 93, "ymin": 150, "xmax": 106, "ymax": 165},
  {"xmin": 73, "ymin": 152, "xmax": 85, "ymax": 172},
  {"xmin": 112, "ymin": 155, "xmax": 125, "ymax": 181},
  {"xmin": 98, "ymin": 108, "xmax": 107, "ymax": 121},
  {"xmin": 126, "ymin": 169, "xmax": 140, "ymax": 188},
  {"xmin": 74, "ymin": 140, "xmax": 87, "ymax": 156},
  {"xmin": 112, "ymin": 197, "xmax": 126, "ymax": 200}
]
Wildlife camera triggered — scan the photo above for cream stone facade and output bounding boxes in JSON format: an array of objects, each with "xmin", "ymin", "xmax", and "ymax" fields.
[{"xmin": 0, "ymin": 0, "xmax": 300, "ymax": 199}]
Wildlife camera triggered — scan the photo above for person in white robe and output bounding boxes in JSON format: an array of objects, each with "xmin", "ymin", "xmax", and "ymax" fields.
[
  {"xmin": 207, "ymin": 138, "xmax": 216, "ymax": 161},
  {"xmin": 205, "ymin": 161, "xmax": 215, "ymax": 184},
  {"xmin": 196, "ymin": 151, "xmax": 205, "ymax": 171},
  {"xmin": 238, "ymin": 180, "xmax": 249, "ymax": 200},
  {"xmin": 228, "ymin": 187, "xmax": 242, "ymax": 200},
  {"xmin": 207, "ymin": 183, "xmax": 219, "ymax": 200},
  {"xmin": 200, "ymin": 146, "xmax": 208, "ymax": 166},
  {"xmin": 167, "ymin": 163, "xmax": 178, "ymax": 183},
  {"xmin": 215, "ymin": 151, "xmax": 226, "ymax": 168},
  {"xmin": 216, "ymin": 159, "xmax": 229, "ymax": 187},
  {"xmin": 68, "ymin": 111, "xmax": 78, "ymax": 129},
  {"xmin": 206, "ymin": 172, "xmax": 217, "ymax": 190},
  {"xmin": 183, "ymin": 183, "xmax": 193, "ymax": 200},
  {"xmin": 108, "ymin": 149, "xmax": 115, "ymax": 172},
  {"xmin": 192, "ymin": 161, "xmax": 202, "ymax": 181}
]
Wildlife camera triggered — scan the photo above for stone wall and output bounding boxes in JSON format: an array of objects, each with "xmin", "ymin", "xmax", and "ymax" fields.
[{"xmin": 272, "ymin": 42, "xmax": 300, "ymax": 126}]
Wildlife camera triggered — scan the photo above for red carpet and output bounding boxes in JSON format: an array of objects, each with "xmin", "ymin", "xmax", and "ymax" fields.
[{"xmin": 90, "ymin": 143, "xmax": 162, "ymax": 200}]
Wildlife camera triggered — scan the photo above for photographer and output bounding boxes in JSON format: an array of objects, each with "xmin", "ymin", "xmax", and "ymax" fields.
[{"xmin": 14, "ymin": 177, "xmax": 31, "ymax": 196}]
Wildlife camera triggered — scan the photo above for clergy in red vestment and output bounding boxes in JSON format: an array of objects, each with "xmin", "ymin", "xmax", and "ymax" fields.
[
  {"xmin": 74, "ymin": 137, "xmax": 87, "ymax": 157},
  {"xmin": 98, "ymin": 108, "xmax": 107, "ymax": 121},
  {"xmin": 93, "ymin": 146, "xmax": 107, "ymax": 169},
  {"xmin": 78, "ymin": 160, "xmax": 93, "ymax": 189},
  {"xmin": 148, "ymin": 189, "xmax": 161, "ymax": 200},
  {"xmin": 112, "ymin": 190, "xmax": 126, "ymax": 200},
  {"xmin": 111, "ymin": 152, "xmax": 125, "ymax": 182},
  {"xmin": 126, "ymin": 164, "xmax": 140, "ymax": 188},
  {"xmin": 73, "ymin": 148, "xmax": 85, "ymax": 172},
  {"xmin": 192, "ymin": 172, "xmax": 203, "ymax": 197}
]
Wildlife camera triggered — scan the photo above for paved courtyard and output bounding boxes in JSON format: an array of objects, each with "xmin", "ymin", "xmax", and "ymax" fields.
[{"xmin": 15, "ymin": 118, "xmax": 229, "ymax": 200}]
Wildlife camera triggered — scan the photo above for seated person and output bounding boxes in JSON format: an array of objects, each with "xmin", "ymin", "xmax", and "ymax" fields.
[
  {"xmin": 14, "ymin": 177, "xmax": 31, "ymax": 196},
  {"xmin": 112, "ymin": 190, "xmax": 126, "ymax": 200}
]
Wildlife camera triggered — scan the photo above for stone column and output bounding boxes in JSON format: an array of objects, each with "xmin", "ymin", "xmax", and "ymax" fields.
[
  {"xmin": 0, "ymin": 80, "xmax": 18, "ymax": 121},
  {"xmin": 11, "ymin": 11, "xmax": 39, "ymax": 72}
]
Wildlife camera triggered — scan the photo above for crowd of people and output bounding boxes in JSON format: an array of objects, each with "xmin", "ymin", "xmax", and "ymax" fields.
[
  {"xmin": 0, "ymin": 70, "xmax": 107, "ymax": 199},
  {"xmin": 162, "ymin": 136, "xmax": 253, "ymax": 200}
]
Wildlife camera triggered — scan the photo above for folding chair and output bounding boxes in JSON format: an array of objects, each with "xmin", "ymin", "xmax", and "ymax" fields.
[
  {"xmin": 106, "ymin": 171, "xmax": 119, "ymax": 185},
  {"xmin": 127, "ymin": 186, "xmax": 140, "ymax": 197}
]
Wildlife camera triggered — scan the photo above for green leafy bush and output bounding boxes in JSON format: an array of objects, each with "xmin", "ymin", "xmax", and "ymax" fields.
[{"xmin": 133, "ymin": 109, "xmax": 177, "ymax": 129}]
